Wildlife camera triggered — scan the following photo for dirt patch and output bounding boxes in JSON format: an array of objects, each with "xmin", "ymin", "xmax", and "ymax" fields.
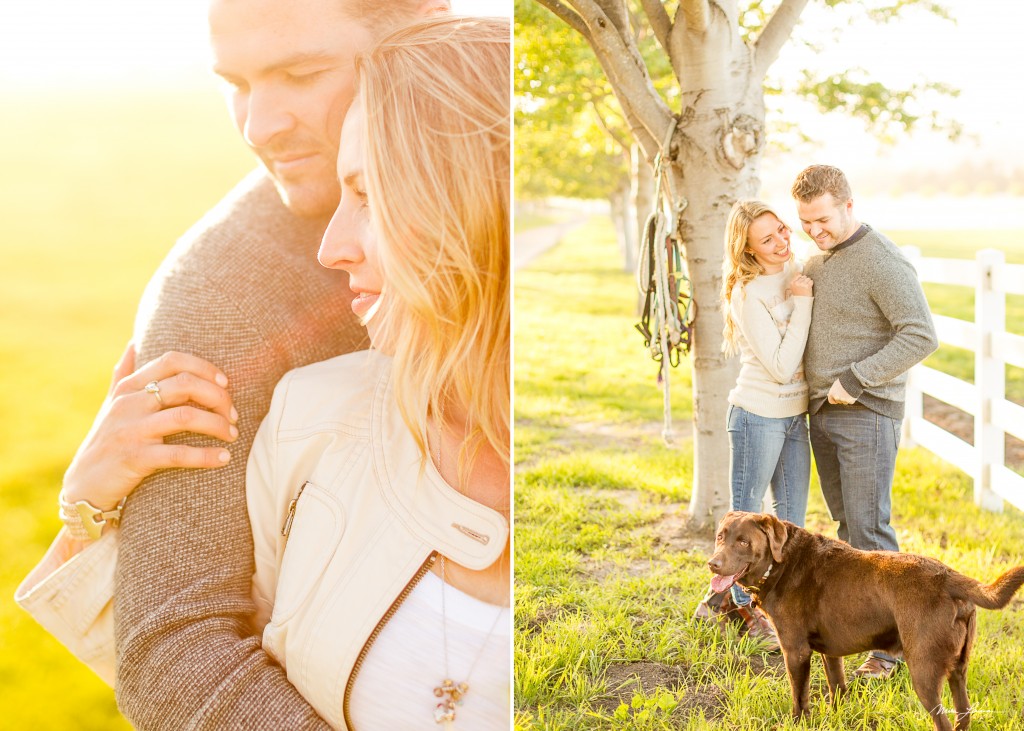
[
  {"xmin": 519, "ymin": 604, "xmax": 563, "ymax": 637},
  {"xmin": 575, "ymin": 498, "xmax": 714, "ymax": 582},
  {"xmin": 595, "ymin": 661, "xmax": 728, "ymax": 722},
  {"xmin": 514, "ymin": 418, "xmax": 688, "ymax": 472},
  {"xmin": 746, "ymin": 652, "xmax": 787, "ymax": 676},
  {"xmin": 590, "ymin": 492, "xmax": 722, "ymax": 583},
  {"xmin": 645, "ymin": 503, "xmax": 716, "ymax": 556},
  {"xmin": 604, "ymin": 660, "xmax": 684, "ymax": 692},
  {"xmin": 578, "ymin": 555, "xmax": 657, "ymax": 582}
]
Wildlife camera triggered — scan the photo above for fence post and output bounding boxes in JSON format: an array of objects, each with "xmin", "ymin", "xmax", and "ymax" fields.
[
  {"xmin": 902, "ymin": 246, "xmax": 922, "ymax": 448},
  {"xmin": 974, "ymin": 249, "xmax": 1005, "ymax": 512}
]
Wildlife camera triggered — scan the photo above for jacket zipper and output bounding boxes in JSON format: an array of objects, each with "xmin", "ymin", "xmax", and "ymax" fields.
[
  {"xmin": 341, "ymin": 550, "xmax": 438, "ymax": 730},
  {"xmin": 281, "ymin": 481, "xmax": 309, "ymax": 541}
]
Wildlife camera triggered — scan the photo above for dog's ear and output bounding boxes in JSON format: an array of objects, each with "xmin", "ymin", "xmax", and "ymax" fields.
[{"xmin": 758, "ymin": 514, "xmax": 789, "ymax": 563}]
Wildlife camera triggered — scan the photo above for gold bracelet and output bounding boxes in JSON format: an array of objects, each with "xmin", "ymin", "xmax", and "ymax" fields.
[{"xmin": 58, "ymin": 493, "xmax": 126, "ymax": 541}]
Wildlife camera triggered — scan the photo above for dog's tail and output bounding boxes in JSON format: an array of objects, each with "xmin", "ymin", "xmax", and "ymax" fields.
[{"xmin": 951, "ymin": 566, "xmax": 1024, "ymax": 610}]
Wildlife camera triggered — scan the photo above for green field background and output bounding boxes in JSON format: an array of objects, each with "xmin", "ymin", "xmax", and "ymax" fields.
[{"xmin": 0, "ymin": 87, "xmax": 253, "ymax": 729}]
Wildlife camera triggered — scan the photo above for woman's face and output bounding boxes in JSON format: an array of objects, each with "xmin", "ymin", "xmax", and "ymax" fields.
[
  {"xmin": 318, "ymin": 102, "xmax": 384, "ymax": 344},
  {"xmin": 745, "ymin": 213, "xmax": 791, "ymax": 273}
]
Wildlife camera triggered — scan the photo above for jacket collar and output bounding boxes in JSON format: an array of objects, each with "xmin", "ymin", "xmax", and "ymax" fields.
[{"xmin": 371, "ymin": 360, "xmax": 508, "ymax": 571}]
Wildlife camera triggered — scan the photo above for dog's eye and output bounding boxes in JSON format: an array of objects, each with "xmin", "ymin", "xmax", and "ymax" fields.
[{"xmin": 738, "ymin": 539, "xmax": 749, "ymax": 546}]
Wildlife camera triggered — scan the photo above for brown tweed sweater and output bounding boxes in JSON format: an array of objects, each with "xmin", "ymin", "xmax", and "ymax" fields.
[{"xmin": 115, "ymin": 170, "xmax": 367, "ymax": 729}]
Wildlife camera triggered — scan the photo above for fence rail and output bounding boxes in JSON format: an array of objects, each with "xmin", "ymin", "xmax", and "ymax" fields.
[{"xmin": 903, "ymin": 248, "xmax": 1024, "ymax": 513}]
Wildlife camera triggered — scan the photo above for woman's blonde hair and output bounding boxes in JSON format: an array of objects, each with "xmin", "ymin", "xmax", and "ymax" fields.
[
  {"xmin": 356, "ymin": 16, "xmax": 510, "ymax": 473},
  {"xmin": 721, "ymin": 199, "xmax": 791, "ymax": 355}
]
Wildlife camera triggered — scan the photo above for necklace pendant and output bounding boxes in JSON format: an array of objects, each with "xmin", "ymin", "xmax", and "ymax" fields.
[
  {"xmin": 433, "ymin": 677, "xmax": 468, "ymax": 724},
  {"xmin": 434, "ymin": 702, "xmax": 456, "ymax": 724}
]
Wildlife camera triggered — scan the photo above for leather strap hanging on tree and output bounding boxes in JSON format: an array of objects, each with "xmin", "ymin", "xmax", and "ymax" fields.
[{"xmin": 634, "ymin": 117, "xmax": 694, "ymax": 444}]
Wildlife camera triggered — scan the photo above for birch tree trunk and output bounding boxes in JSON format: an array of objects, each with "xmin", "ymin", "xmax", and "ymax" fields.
[
  {"xmin": 608, "ymin": 180, "xmax": 631, "ymax": 271},
  {"xmin": 631, "ymin": 144, "xmax": 653, "ymax": 274},
  {"xmin": 667, "ymin": 4, "xmax": 762, "ymax": 522}
]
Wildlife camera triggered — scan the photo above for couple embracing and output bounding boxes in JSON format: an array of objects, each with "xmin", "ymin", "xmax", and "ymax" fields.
[
  {"xmin": 698, "ymin": 165, "xmax": 939, "ymax": 678},
  {"xmin": 17, "ymin": 1, "xmax": 511, "ymax": 729}
]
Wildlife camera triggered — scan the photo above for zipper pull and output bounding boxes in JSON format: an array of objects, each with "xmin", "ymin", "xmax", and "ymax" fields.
[{"xmin": 281, "ymin": 482, "xmax": 309, "ymax": 540}]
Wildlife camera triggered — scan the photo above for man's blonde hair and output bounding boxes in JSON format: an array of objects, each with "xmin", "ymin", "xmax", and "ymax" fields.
[
  {"xmin": 342, "ymin": 0, "xmax": 441, "ymax": 37},
  {"xmin": 791, "ymin": 164, "xmax": 852, "ymax": 203},
  {"xmin": 356, "ymin": 15, "xmax": 510, "ymax": 474},
  {"xmin": 721, "ymin": 199, "xmax": 791, "ymax": 355}
]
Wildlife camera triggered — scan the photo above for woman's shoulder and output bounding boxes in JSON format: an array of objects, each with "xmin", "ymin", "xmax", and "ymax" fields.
[
  {"xmin": 737, "ymin": 265, "xmax": 787, "ymax": 300},
  {"xmin": 270, "ymin": 350, "xmax": 391, "ymax": 431}
]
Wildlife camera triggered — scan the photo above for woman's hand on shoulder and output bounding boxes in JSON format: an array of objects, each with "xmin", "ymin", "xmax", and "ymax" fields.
[
  {"xmin": 61, "ymin": 344, "xmax": 238, "ymax": 509},
  {"xmin": 791, "ymin": 274, "xmax": 813, "ymax": 297}
]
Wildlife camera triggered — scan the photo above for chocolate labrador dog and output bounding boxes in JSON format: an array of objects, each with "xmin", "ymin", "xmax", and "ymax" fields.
[{"xmin": 708, "ymin": 511, "xmax": 1024, "ymax": 731}]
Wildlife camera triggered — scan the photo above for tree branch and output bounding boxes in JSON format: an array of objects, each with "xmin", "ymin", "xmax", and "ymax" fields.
[
  {"xmin": 565, "ymin": 0, "xmax": 675, "ymax": 153},
  {"xmin": 535, "ymin": 0, "xmax": 592, "ymax": 41},
  {"xmin": 594, "ymin": 0, "xmax": 640, "ymax": 73},
  {"xmin": 753, "ymin": 0, "xmax": 811, "ymax": 78},
  {"xmin": 639, "ymin": 0, "xmax": 672, "ymax": 54},
  {"xmin": 679, "ymin": 0, "xmax": 710, "ymax": 34},
  {"xmin": 590, "ymin": 99, "xmax": 632, "ymax": 153},
  {"xmin": 579, "ymin": 82, "xmax": 658, "ymax": 158},
  {"xmin": 594, "ymin": 0, "xmax": 628, "ymax": 33}
]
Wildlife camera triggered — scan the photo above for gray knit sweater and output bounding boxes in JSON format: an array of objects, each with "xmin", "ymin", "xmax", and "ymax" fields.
[
  {"xmin": 115, "ymin": 170, "xmax": 368, "ymax": 729},
  {"xmin": 803, "ymin": 225, "xmax": 938, "ymax": 419}
]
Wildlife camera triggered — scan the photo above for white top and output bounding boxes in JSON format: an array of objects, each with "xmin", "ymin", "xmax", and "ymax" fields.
[
  {"xmin": 348, "ymin": 571, "xmax": 510, "ymax": 730},
  {"xmin": 727, "ymin": 258, "xmax": 812, "ymax": 418}
]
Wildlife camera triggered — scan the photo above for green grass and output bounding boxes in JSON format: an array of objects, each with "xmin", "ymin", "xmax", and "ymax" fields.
[
  {"xmin": 514, "ymin": 219, "xmax": 1024, "ymax": 730},
  {"xmin": 0, "ymin": 86, "xmax": 253, "ymax": 728}
]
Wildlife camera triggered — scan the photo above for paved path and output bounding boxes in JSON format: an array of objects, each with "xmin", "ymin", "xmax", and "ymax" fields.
[{"xmin": 513, "ymin": 216, "xmax": 591, "ymax": 270}]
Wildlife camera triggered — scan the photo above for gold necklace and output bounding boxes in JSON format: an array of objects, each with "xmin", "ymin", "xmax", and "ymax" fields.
[
  {"xmin": 432, "ymin": 555, "xmax": 504, "ymax": 725},
  {"xmin": 431, "ymin": 409, "xmax": 505, "ymax": 727}
]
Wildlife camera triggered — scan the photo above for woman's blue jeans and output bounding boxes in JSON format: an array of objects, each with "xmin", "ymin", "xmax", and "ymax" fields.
[{"xmin": 727, "ymin": 405, "xmax": 810, "ymax": 606}]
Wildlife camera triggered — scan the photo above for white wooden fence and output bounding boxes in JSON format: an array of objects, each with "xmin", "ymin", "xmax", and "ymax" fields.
[{"xmin": 903, "ymin": 248, "xmax": 1024, "ymax": 514}]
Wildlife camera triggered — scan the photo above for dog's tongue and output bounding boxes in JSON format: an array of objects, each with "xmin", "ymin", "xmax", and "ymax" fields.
[{"xmin": 710, "ymin": 573, "xmax": 736, "ymax": 593}]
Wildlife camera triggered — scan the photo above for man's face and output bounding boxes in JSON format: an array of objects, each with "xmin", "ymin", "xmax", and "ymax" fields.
[
  {"xmin": 209, "ymin": 0, "xmax": 374, "ymax": 219},
  {"xmin": 796, "ymin": 193, "xmax": 856, "ymax": 252}
]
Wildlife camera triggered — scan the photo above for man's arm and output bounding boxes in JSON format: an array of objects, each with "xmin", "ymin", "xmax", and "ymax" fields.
[
  {"xmin": 837, "ymin": 252, "xmax": 939, "ymax": 399},
  {"xmin": 114, "ymin": 277, "xmax": 331, "ymax": 730}
]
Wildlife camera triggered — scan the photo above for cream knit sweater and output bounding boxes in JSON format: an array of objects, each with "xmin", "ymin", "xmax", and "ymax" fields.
[
  {"xmin": 803, "ymin": 225, "xmax": 938, "ymax": 419},
  {"xmin": 727, "ymin": 258, "xmax": 812, "ymax": 419}
]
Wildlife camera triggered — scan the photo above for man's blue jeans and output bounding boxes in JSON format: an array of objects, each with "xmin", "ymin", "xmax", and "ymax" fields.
[
  {"xmin": 809, "ymin": 404, "xmax": 901, "ymax": 552},
  {"xmin": 727, "ymin": 405, "xmax": 810, "ymax": 606}
]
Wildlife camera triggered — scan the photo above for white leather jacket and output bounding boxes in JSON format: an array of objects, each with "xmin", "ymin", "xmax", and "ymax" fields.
[{"xmin": 249, "ymin": 350, "xmax": 508, "ymax": 728}]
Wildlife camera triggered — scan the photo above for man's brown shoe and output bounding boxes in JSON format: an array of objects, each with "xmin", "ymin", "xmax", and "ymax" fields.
[
  {"xmin": 852, "ymin": 653, "xmax": 900, "ymax": 679},
  {"xmin": 733, "ymin": 603, "xmax": 781, "ymax": 653}
]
